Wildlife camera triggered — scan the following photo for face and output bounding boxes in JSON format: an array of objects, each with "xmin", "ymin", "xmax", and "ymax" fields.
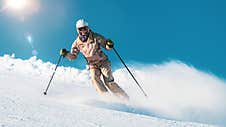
[
  {"xmin": 78, "ymin": 26, "xmax": 89, "ymax": 36},
  {"xmin": 77, "ymin": 26, "xmax": 89, "ymax": 42}
]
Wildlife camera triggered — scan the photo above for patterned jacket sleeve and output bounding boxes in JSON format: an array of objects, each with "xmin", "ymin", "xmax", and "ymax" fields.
[
  {"xmin": 70, "ymin": 39, "xmax": 80, "ymax": 59},
  {"xmin": 94, "ymin": 32, "xmax": 107, "ymax": 49}
]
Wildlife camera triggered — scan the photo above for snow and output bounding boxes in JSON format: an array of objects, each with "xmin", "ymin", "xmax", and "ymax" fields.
[{"xmin": 0, "ymin": 54, "xmax": 225, "ymax": 127}]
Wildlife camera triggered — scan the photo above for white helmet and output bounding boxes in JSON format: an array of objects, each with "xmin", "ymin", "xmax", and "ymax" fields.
[{"xmin": 76, "ymin": 19, "xmax": 88, "ymax": 29}]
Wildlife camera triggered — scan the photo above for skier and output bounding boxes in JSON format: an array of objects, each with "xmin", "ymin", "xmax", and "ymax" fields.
[{"xmin": 60, "ymin": 19, "xmax": 129, "ymax": 100}]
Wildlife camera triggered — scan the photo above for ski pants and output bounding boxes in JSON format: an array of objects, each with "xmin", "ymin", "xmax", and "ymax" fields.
[{"xmin": 89, "ymin": 60, "xmax": 129, "ymax": 99}]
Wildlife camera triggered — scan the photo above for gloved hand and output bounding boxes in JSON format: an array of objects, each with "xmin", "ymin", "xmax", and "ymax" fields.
[
  {"xmin": 60, "ymin": 48, "xmax": 69, "ymax": 57},
  {"xmin": 106, "ymin": 39, "xmax": 114, "ymax": 48}
]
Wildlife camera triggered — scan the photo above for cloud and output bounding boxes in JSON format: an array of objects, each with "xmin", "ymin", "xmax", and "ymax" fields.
[{"xmin": 0, "ymin": 55, "xmax": 225, "ymax": 126}]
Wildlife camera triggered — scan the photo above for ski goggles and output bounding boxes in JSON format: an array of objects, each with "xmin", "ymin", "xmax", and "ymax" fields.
[{"xmin": 78, "ymin": 26, "xmax": 88, "ymax": 31}]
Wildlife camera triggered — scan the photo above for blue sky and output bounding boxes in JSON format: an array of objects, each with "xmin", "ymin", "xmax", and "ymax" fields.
[{"xmin": 0, "ymin": 0, "xmax": 225, "ymax": 78}]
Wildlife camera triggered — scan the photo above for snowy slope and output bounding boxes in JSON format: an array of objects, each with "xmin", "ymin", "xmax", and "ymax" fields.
[{"xmin": 0, "ymin": 54, "xmax": 225, "ymax": 127}]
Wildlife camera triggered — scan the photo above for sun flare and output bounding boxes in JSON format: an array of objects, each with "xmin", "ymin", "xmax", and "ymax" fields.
[{"xmin": 6, "ymin": 0, "xmax": 28, "ymax": 10}]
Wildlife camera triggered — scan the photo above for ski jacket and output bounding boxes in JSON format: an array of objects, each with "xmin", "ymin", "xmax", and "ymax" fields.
[{"xmin": 70, "ymin": 31, "xmax": 108, "ymax": 65}]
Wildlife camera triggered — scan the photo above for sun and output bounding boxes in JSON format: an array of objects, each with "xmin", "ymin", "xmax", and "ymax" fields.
[
  {"xmin": 1, "ymin": 0, "xmax": 40, "ymax": 21},
  {"xmin": 6, "ymin": 0, "xmax": 28, "ymax": 10}
]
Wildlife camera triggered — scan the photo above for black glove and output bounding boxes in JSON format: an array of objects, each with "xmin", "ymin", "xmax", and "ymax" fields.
[
  {"xmin": 60, "ymin": 48, "xmax": 69, "ymax": 57},
  {"xmin": 106, "ymin": 39, "xmax": 114, "ymax": 48}
]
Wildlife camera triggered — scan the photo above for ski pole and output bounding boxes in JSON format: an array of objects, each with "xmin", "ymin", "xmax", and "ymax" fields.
[
  {"xmin": 113, "ymin": 47, "xmax": 148, "ymax": 97},
  {"xmin": 43, "ymin": 55, "xmax": 63, "ymax": 95}
]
